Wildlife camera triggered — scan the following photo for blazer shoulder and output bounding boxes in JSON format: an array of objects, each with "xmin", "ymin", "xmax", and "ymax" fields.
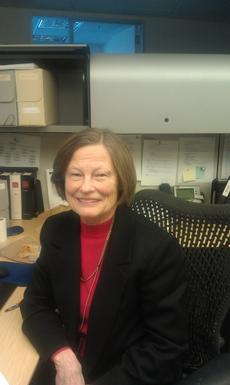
[
  {"xmin": 129, "ymin": 206, "xmax": 170, "ymax": 236},
  {"xmin": 44, "ymin": 209, "xmax": 78, "ymax": 226},
  {"xmin": 128, "ymin": 206, "xmax": 182, "ymax": 254},
  {"xmin": 40, "ymin": 209, "xmax": 79, "ymax": 242}
]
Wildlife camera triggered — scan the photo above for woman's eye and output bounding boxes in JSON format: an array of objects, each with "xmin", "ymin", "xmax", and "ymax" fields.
[
  {"xmin": 95, "ymin": 173, "xmax": 107, "ymax": 178},
  {"xmin": 71, "ymin": 173, "xmax": 82, "ymax": 178}
]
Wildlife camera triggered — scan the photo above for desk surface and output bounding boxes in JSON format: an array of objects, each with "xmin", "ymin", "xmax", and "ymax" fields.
[
  {"xmin": 0, "ymin": 206, "xmax": 68, "ymax": 262},
  {"xmin": 0, "ymin": 286, "xmax": 39, "ymax": 385},
  {"xmin": 0, "ymin": 219, "xmax": 39, "ymax": 264},
  {"xmin": 0, "ymin": 207, "xmax": 69, "ymax": 385},
  {"xmin": 0, "ymin": 215, "xmax": 48, "ymax": 385}
]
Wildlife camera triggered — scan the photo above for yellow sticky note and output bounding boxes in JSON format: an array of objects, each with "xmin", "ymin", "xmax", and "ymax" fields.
[{"xmin": 183, "ymin": 167, "xmax": 196, "ymax": 182}]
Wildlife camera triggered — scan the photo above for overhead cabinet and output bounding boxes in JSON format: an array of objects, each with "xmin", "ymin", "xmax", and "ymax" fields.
[
  {"xmin": 0, "ymin": 45, "xmax": 90, "ymax": 132},
  {"xmin": 1, "ymin": 47, "xmax": 230, "ymax": 134},
  {"xmin": 90, "ymin": 53, "xmax": 230, "ymax": 134}
]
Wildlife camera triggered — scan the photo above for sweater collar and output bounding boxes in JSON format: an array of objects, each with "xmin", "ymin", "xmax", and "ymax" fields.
[{"xmin": 80, "ymin": 217, "xmax": 113, "ymax": 238}]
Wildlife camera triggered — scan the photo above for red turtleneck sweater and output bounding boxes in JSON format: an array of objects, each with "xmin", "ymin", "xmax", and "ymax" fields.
[
  {"xmin": 79, "ymin": 217, "xmax": 113, "ymax": 335},
  {"xmin": 52, "ymin": 217, "xmax": 113, "ymax": 360}
]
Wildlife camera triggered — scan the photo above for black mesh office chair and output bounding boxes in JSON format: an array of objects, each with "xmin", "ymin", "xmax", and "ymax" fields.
[{"xmin": 131, "ymin": 189, "xmax": 230, "ymax": 385}]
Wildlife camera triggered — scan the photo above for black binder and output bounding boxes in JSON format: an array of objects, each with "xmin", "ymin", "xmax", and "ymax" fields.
[
  {"xmin": 21, "ymin": 172, "xmax": 36, "ymax": 219},
  {"xmin": 0, "ymin": 167, "xmax": 44, "ymax": 219},
  {"xmin": 211, "ymin": 177, "xmax": 230, "ymax": 204}
]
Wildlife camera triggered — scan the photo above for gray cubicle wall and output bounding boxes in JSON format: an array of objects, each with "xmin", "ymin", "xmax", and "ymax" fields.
[{"xmin": 36, "ymin": 132, "xmax": 220, "ymax": 209}]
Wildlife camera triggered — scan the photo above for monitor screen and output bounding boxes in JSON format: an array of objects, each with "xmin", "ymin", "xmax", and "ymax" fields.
[{"xmin": 175, "ymin": 187, "xmax": 195, "ymax": 201}]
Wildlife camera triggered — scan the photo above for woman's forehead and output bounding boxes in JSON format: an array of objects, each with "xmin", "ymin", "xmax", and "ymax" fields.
[{"xmin": 69, "ymin": 144, "xmax": 114, "ymax": 167}]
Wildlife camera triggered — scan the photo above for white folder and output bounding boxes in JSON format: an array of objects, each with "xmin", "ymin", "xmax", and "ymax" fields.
[{"xmin": 9, "ymin": 173, "xmax": 22, "ymax": 220}]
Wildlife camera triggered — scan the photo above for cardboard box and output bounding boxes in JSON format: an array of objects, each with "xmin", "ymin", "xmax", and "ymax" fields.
[
  {"xmin": 15, "ymin": 68, "xmax": 58, "ymax": 126},
  {"xmin": 0, "ymin": 70, "xmax": 18, "ymax": 125}
]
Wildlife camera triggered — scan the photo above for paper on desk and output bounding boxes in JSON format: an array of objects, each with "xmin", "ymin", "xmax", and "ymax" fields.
[
  {"xmin": 0, "ymin": 236, "xmax": 40, "ymax": 263},
  {"xmin": 0, "ymin": 372, "xmax": 10, "ymax": 385}
]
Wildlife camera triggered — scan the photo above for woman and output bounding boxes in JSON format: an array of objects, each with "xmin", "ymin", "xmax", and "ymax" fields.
[{"xmin": 20, "ymin": 128, "xmax": 187, "ymax": 385}]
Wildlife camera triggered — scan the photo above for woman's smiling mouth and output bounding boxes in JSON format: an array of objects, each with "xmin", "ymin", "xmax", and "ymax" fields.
[{"xmin": 77, "ymin": 198, "xmax": 100, "ymax": 205}]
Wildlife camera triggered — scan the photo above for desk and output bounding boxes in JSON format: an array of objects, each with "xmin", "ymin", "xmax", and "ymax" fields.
[
  {"xmin": 0, "ymin": 205, "xmax": 68, "ymax": 263},
  {"xmin": 0, "ymin": 287, "xmax": 39, "ymax": 385},
  {"xmin": 0, "ymin": 209, "xmax": 61, "ymax": 384},
  {"xmin": 0, "ymin": 217, "xmax": 42, "ymax": 385},
  {"xmin": 0, "ymin": 207, "xmax": 68, "ymax": 385},
  {"xmin": 0, "ymin": 217, "xmax": 41, "ymax": 256}
]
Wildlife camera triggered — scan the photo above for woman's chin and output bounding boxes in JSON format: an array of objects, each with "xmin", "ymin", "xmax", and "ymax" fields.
[{"xmin": 75, "ymin": 207, "xmax": 101, "ymax": 223}]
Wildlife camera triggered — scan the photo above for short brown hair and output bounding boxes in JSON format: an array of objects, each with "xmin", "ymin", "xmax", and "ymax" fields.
[{"xmin": 51, "ymin": 127, "xmax": 137, "ymax": 205}]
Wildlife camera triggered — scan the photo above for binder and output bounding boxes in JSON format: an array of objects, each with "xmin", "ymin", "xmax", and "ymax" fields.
[
  {"xmin": 15, "ymin": 68, "xmax": 58, "ymax": 126},
  {"xmin": 34, "ymin": 179, "xmax": 44, "ymax": 215},
  {"xmin": 0, "ymin": 172, "xmax": 11, "ymax": 218},
  {"xmin": 0, "ymin": 70, "xmax": 18, "ymax": 125},
  {"xmin": 21, "ymin": 172, "xmax": 35, "ymax": 219},
  {"xmin": 211, "ymin": 178, "xmax": 230, "ymax": 204},
  {"xmin": 9, "ymin": 173, "xmax": 22, "ymax": 220},
  {"xmin": 0, "ymin": 179, "xmax": 9, "ymax": 220}
]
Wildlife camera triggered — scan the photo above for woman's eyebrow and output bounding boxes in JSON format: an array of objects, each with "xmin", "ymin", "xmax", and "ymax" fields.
[
  {"xmin": 94, "ymin": 169, "xmax": 113, "ymax": 174},
  {"xmin": 66, "ymin": 166, "xmax": 81, "ymax": 172}
]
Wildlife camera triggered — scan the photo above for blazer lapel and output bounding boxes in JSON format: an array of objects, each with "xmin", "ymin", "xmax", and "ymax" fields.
[{"xmin": 84, "ymin": 205, "xmax": 135, "ymax": 372}]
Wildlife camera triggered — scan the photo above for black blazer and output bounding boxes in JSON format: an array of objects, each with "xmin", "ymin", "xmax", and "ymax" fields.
[{"xmin": 20, "ymin": 205, "xmax": 188, "ymax": 385}]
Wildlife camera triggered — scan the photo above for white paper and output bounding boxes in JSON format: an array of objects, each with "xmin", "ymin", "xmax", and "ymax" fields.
[
  {"xmin": 223, "ymin": 180, "xmax": 230, "ymax": 197},
  {"xmin": 46, "ymin": 169, "xmax": 68, "ymax": 209},
  {"xmin": 0, "ymin": 372, "xmax": 10, "ymax": 385},
  {"xmin": 221, "ymin": 135, "xmax": 230, "ymax": 179},
  {"xmin": 178, "ymin": 137, "xmax": 216, "ymax": 183},
  {"xmin": 0, "ymin": 217, "xmax": 7, "ymax": 242},
  {"xmin": 0, "ymin": 134, "xmax": 40, "ymax": 167},
  {"xmin": 120, "ymin": 135, "xmax": 142, "ymax": 180},
  {"xmin": 141, "ymin": 139, "xmax": 178, "ymax": 186}
]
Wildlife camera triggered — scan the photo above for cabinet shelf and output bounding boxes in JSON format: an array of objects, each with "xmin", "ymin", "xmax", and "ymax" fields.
[
  {"xmin": 0, "ymin": 44, "xmax": 91, "ymax": 131},
  {"xmin": 0, "ymin": 124, "xmax": 90, "ymax": 134}
]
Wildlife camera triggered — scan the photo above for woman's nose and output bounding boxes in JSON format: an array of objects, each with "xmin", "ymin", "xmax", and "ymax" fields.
[{"xmin": 80, "ymin": 177, "xmax": 95, "ymax": 192}]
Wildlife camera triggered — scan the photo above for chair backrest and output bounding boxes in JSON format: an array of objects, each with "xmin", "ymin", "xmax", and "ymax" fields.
[{"xmin": 131, "ymin": 189, "xmax": 230, "ymax": 371}]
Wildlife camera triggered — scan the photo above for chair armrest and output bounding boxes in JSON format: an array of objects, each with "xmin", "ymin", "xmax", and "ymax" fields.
[{"xmin": 176, "ymin": 354, "xmax": 230, "ymax": 385}]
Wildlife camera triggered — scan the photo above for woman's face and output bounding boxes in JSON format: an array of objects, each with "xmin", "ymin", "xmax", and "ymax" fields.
[{"xmin": 65, "ymin": 144, "xmax": 118, "ymax": 225}]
